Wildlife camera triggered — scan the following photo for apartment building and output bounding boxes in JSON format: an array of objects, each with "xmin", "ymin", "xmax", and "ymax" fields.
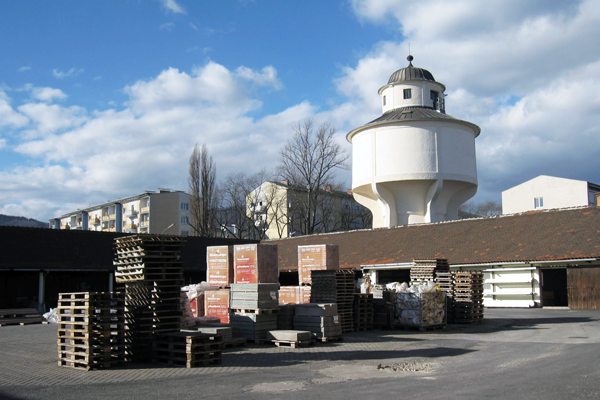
[
  {"xmin": 248, "ymin": 181, "xmax": 371, "ymax": 239},
  {"xmin": 50, "ymin": 189, "xmax": 192, "ymax": 236}
]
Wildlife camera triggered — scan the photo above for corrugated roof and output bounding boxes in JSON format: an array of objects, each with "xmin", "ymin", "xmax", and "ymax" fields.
[
  {"xmin": 348, "ymin": 106, "xmax": 481, "ymax": 139},
  {"xmin": 265, "ymin": 207, "xmax": 600, "ymax": 270}
]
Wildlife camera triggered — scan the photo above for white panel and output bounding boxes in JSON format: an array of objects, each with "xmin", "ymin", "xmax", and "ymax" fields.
[{"xmin": 374, "ymin": 127, "xmax": 437, "ymax": 176}]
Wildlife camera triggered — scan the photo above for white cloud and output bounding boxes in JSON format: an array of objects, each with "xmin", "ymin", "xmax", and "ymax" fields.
[
  {"xmin": 31, "ymin": 87, "xmax": 67, "ymax": 102},
  {"xmin": 161, "ymin": 0, "xmax": 185, "ymax": 14},
  {"xmin": 18, "ymin": 66, "xmax": 31, "ymax": 72},
  {"xmin": 2, "ymin": 62, "xmax": 307, "ymax": 221},
  {"xmin": 17, "ymin": 103, "xmax": 87, "ymax": 138},
  {"xmin": 160, "ymin": 22, "xmax": 175, "ymax": 31},
  {"xmin": 0, "ymin": 138, "xmax": 6, "ymax": 149},
  {"xmin": 0, "ymin": 91, "xmax": 29, "ymax": 128},
  {"xmin": 53, "ymin": 67, "xmax": 84, "ymax": 79},
  {"xmin": 235, "ymin": 66, "xmax": 283, "ymax": 90}
]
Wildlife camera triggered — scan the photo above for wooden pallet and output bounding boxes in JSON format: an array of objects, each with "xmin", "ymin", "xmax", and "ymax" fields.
[{"xmin": 273, "ymin": 339, "xmax": 315, "ymax": 348}]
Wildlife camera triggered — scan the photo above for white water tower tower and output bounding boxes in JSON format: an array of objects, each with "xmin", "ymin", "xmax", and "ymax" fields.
[{"xmin": 347, "ymin": 56, "xmax": 481, "ymax": 228}]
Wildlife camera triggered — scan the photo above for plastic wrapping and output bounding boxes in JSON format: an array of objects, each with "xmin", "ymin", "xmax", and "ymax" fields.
[{"xmin": 43, "ymin": 308, "xmax": 59, "ymax": 324}]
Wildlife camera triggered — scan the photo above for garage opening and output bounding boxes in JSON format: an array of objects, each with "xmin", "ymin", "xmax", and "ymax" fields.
[
  {"xmin": 377, "ymin": 269, "xmax": 411, "ymax": 285},
  {"xmin": 541, "ymin": 268, "xmax": 568, "ymax": 307}
]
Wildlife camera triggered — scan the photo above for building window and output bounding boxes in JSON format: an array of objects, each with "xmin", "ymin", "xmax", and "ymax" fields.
[
  {"xmin": 181, "ymin": 203, "xmax": 189, "ymax": 210},
  {"xmin": 403, "ymin": 88, "xmax": 411, "ymax": 99},
  {"xmin": 383, "ymin": 95, "xmax": 386, "ymax": 106},
  {"xmin": 181, "ymin": 216, "xmax": 189, "ymax": 224},
  {"xmin": 534, "ymin": 197, "xmax": 543, "ymax": 208},
  {"xmin": 181, "ymin": 231, "xmax": 189, "ymax": 237},
  {"xmin": 430, "ymin": 90, "xmax": 438, "ymax": 107}
]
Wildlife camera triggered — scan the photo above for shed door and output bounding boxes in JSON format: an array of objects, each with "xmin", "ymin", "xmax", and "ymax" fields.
[
  {"xmin": 567, "ymin": 267, "xmax": 600, "ymax": 310},
  {"xmin": 541, "ymin": 268, "xmax": 568, "ymax": 307}
]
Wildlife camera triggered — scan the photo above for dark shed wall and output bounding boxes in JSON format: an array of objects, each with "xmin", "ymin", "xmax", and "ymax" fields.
[{"xmin": 568, "ymin": 267, "xmax": 600, "ymax": 309}]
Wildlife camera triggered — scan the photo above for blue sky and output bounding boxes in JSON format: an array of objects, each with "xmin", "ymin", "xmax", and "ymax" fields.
[{"xmin": 2, "ymin": 0, "xmax": 600, "ymax": 222}]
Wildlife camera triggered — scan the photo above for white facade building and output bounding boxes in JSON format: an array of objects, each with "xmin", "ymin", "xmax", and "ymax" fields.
[
  {"xmin": 50, "ymin": 189, "xmax": 192, "ymax": 236},
  {"xmin": 346, "ymin": 56, "xmax": 481, "ymax": 228},
  {"xmin": 502, "ymin": 175, "xmax": 600, "ymax": 214}
]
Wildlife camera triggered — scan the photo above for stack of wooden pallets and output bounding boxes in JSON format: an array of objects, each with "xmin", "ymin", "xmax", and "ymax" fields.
[
  {"xmin": 453, "ymin": 271, "xmax": 484, "ymax": 324},
  {"xmin": 310, "ymin": 270, "xmax": 355, "ymax": 333},
  {"xmin": 435, "ymin": 271, "xmax": 455, "ymax": 323},
  {"xmin": 152, "ymin": 331, "xmax": 221, "ymax": 368},
  {"xmin": 373, "ymin": 291, "xmax": 394, "ymax": 329},
  {"xmin": 114, "ymin": 235, "xmax": 185, "ymax": 361},
  {"xmin": 410, "ymin": 259, "xmax": 450, "ymax": 283},
  {"xmin": 353, "ymin": 293, "xmax": 374, "ymax": 331},
  {"xmin": 57, "ymin": 292, "xmax": 125, "ymax": 370}
]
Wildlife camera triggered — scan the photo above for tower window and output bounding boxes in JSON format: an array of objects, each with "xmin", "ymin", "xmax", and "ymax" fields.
[
  {"xmin": 430, "ymin": 90, "xmax": 439, "ymax": 107},
  {"xmin": 403, "ymin": 89, "xmax": 411, "ymax": 99},
  {"xmin": 383, "ymin": 95, "xmax": 386, "ymax": 106}
]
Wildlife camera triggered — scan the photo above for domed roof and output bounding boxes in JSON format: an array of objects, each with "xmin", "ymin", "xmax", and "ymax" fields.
[{"xmin": 388, "ymin": 55, "xmax": 436, "ymax": 84}]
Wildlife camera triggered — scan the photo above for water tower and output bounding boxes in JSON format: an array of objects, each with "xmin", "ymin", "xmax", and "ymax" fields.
[{"xmin": 347, "ymin": 56, "xmax": 481, "ymax": 228}]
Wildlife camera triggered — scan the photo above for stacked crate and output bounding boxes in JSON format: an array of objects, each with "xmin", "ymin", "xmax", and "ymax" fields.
[
  {"xmin": 353, "ymin": 293, "xmax": 374, "ymax": 331},
  {"xmin": 204, "ymin": 289, "xmax": 230, "ymax": 323},
  {"xmin": 410, "ymin": 259, "xmax": 450, "ymax": 283},
  {"xmin": 310, "ymin": 270, "xmax": 355, "ymax": 333},
  {"xmin": 229, "ymin": 244, "xmax": 279, "ymax": 342},
  {"xmin": 57, "ymin": 292, "xmax": 125, "ymax": 370},
  {"xmin": 293, "ymin": 303, "xmax": 342, "ymax": 341},
  {"xmin": 152, "ymin": 331, "xmax": 221, "ymax": 368},
  {"xmin": 453, "ymin": 271, "xmax": 484, "ymax": 324},
  {"xmin": 435, "ymin": 271, "xmax": 455, "ymax": 324},
  {"xmin": 114, "ymin": 235, "xmax": 185, "ymax": 362},
  {"xmin": 298, "ymin": 245, "xmax": 339, "ymax": 285}
]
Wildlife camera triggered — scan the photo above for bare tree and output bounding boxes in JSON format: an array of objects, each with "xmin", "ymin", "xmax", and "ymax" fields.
[
  {"xmin": 278, "ymin": 119, "xmax": 349, "ymax": 235},
  {"xmin": 218, "ymin": 170, "xmax": 278, "ymax": 240},
  {"xmin": 188, "ymin": 144, "xmax": 217, "ymax": 236},
  {"xmin": 459, "ymin": 200, "xmax": 502, "ymax": 219}
]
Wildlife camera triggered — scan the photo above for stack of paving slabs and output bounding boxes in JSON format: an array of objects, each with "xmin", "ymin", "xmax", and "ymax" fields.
[
  {"xmin": 57, "ymin": 292, "xmax": 125, "ymax": 370},
  {"xmin": 277, "ymin": 304, "xmax": 296, "ymax": 330},
  {"xmin": 310, "ymin": 270, "xmax": 355, "ymax": 333},
  {"xmin": 293, "ymin": 303, "xmax": 342, "ymax": 341},
  {"xmin": 114, "ymin": 235, "xmax": 185, "ymax": 362},
  {"xmin": 453, "ymin": 271, "xmax": 484, "ymax": 324},
  {"xmin": 353, "ymin": 293, "xmax": 374, "ymax": 331},
  {"xmin": 435, "ymin": 271, "xmax": 455, "ymax": 324},
  {"xmin": 410, "ymin": 259, "xmax": 450, "ymax": 283},
  {"xmin": 152, "ymin": 331, "xmax": 221, "ymax": 368},
  {"xmin": 230, "ymin": 283, "xmax": 279, "ymax": 342},
  {"xmin": 267, "ymin": 330, "xmax": 313, "ymax": 348}
]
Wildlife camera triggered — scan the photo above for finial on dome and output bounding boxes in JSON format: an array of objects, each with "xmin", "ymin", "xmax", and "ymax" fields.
[{"xmin": 407, "ymin": 55, "xmax": 414, "ymax": 67}]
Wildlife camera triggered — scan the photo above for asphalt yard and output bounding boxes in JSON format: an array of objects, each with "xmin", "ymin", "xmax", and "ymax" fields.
[{"xmin": 1, "ymin": 308, "xmax": 599, "ymax": 400}]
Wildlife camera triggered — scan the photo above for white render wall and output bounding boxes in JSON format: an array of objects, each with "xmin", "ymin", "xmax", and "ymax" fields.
[
  {"xmin": 350, "ymin": 121, "xmax": 478, "ymax": 227},
  {"xmin": 502, "ymin": 175, "xmax": 592, "ymax": 214},
  {"xmin": 380, "ymin": 80, "xmax": 445, "ymax": 112}
]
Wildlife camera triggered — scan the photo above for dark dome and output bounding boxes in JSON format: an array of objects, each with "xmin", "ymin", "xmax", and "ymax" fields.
[{"xmin": 388, "ymin": 55, "xmax": 436, "ymax": 84}]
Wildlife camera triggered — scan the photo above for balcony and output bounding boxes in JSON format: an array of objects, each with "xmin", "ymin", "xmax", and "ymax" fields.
[
  {"xmin": 124, "ymin": 223, "xmax": 137, "ymax": 230},
  {"xmin": 140, "ymin": 221, "xmax": 149, "ymax": 227},
  {"xmin": 140, "ymin": 207, "xmax": 150, "ymax": 214},
  {"xmin": 92, "ymin": 218, "xmax": 101, "ymax": 225},
  {"xmin": 126, "ymin": 210, "xmax": 138, "ymax": 219}
]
